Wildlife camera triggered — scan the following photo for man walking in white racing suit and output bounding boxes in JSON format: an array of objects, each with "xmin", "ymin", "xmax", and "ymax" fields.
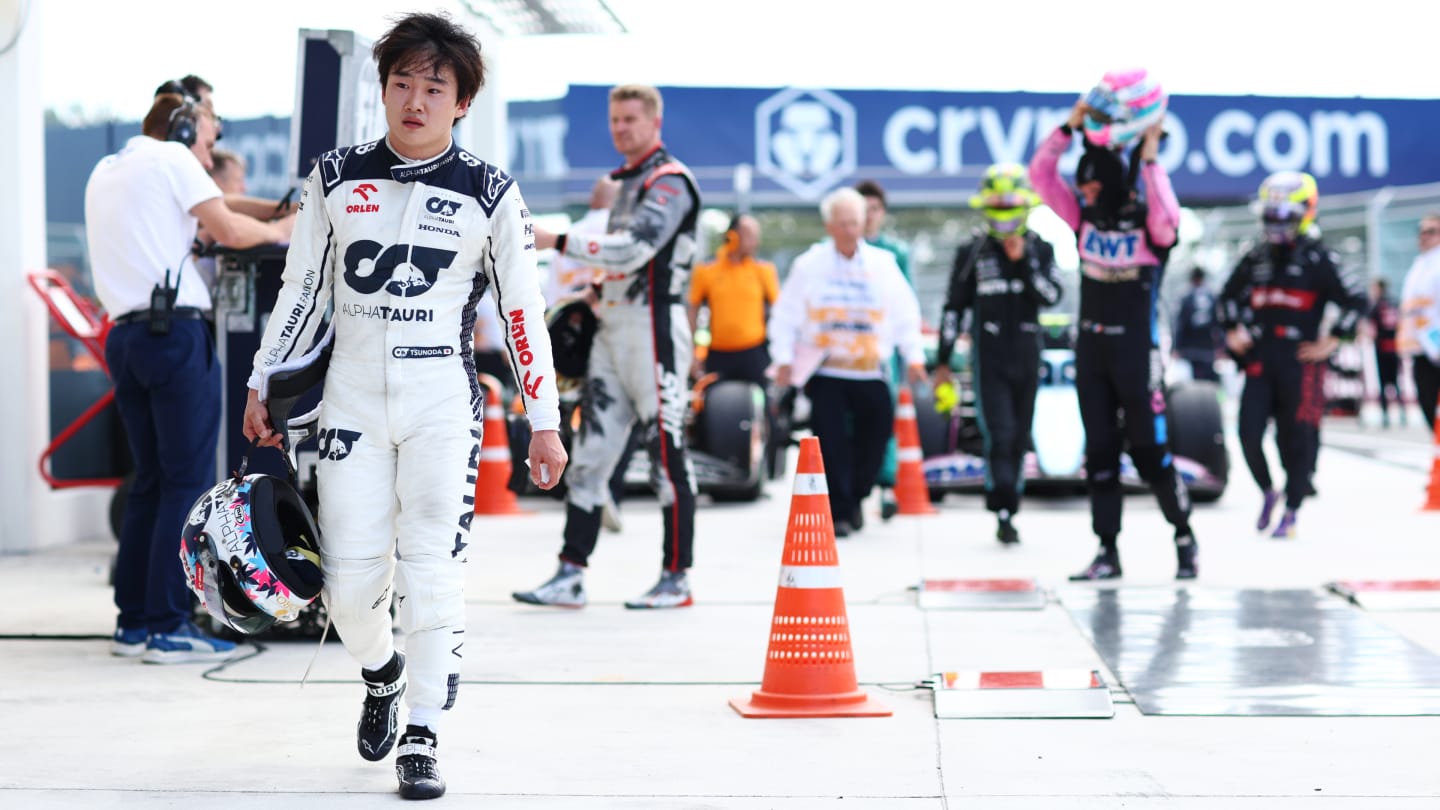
[
  {"xmin": 517, "ymin": 84, "xmax": 703, "ymax": 609},
  {"xmin": 243, "ymin": 13, "xmax": 566, "ymax": 801}
]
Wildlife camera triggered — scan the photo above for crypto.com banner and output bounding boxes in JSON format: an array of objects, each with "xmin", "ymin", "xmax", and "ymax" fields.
[{"xmin": 508, "ymin": 85, "xmax": 1440, "ymax": 205}]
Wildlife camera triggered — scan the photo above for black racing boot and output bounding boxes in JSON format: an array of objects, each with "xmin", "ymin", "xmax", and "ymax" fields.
[
  {"xmin": 1175, "ymin": 533, "xmax": 1198, "ymax": 576},
  {"xmin": 358, "ymin": 652, "xmax": 406, "ymax": 762},
  {"xmin": 395, "ymin": 724, "xmax": 445, "ymax": 800},
  {"xmin": 996, "ymin": 511, "xmax": 1020, "ymax": 545},
  {"xmin": 1068, "ymin": 547, "xmax": 1122, "ymax": 581},
  {"xmin": 1175, "ymin": 533, "xmax": 1199, "ymax": 580},
  {"xmin": 879, "ymin": 487, "xmax": 899, "ymax": 521}
]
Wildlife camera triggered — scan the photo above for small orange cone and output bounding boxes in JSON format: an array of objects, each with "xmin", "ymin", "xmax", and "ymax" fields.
[
  {"xmin": 730, "ymin": 436, "xmax": 891, "ymax": 718},
  {"xmin": 893, "ymin": 387, "xmax": 936, "ymax": 515},
  {"xmin": 1424, "ymin": 404, "xmax": 1440, "ymax": 511},
  {"xmin": 474, "ymin": 378, "xmax": 525, "ymax": 515}
]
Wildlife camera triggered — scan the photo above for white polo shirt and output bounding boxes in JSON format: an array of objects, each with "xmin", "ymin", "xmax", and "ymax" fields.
[{"xmin": 85, "ymin": 135, "xmax": 223, "ymax": 317}]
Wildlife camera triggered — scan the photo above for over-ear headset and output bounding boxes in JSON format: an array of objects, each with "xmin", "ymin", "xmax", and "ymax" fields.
[{"xmin": 167, "ymin": 100, "xmax": 198, "ymax": 147}]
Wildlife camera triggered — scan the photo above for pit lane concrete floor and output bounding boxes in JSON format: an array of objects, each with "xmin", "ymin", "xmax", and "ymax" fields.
[{"xmin": 2, "ymin": 417, "xmax": 1438, "ymax": 808}]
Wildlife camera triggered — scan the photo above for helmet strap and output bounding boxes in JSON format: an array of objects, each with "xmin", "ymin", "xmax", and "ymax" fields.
[{"xmin": 233, "ymin": 436, "xmax": 263, "ymax": 483}]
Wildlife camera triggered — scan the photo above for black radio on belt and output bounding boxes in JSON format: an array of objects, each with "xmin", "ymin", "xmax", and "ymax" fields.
[{"xmin": 148, "ymin": 269, "xmax": 178, "ymax": 336}]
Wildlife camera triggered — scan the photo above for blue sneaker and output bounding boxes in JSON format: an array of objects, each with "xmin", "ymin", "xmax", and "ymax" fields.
[
  {"xmin": 142, "ymin": 620, "xmax": 238, "ymax": 664},
  {"xmin": 111, "ymin": 625, "xmax": 147, "ymax": 658}
]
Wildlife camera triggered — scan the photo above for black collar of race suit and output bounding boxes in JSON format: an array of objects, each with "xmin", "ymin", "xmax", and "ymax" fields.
[
  {"xmin": 611, "ymin": 143, "xmax": 668, "ymax": 180},
  {"xmin": 1081, "ymin": 197, "xmax": 1148, "ymax": 232},
  {"xmin": 387, "ymin": 140, "xmax": 461, "ymax": 184}
]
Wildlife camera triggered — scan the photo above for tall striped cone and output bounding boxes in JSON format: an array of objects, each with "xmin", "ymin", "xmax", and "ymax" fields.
[
  {"xmin": 730, "ymin": 436, "xmax": 891, "ymax": 718},
  {"xmin": 893, "ymin": 386, "xmax": 936, "ymax": 515},
  {"xmin": 1424, "ymin": 405, "xmax": 1440, "ymax": 511},
  {"xmin": 474, "ymin": 380, "xmax": 525, "ymax": 515}
]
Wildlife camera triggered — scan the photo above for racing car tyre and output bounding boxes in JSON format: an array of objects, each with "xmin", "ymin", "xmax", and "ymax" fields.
[
  {"xmin": 911, "ymin": 385, "xmax": 951, "ymax": 460},
  {"xmin": 1166, "ymin": 380, "xmax": 1228, "ymax": 502},
  {"xmin": 698, "ymin": 380, "xmax": 766, "ymax": 502},
  {"xmin": 766, "ymin": 387, "xmax": 797, "ymax": 480}
]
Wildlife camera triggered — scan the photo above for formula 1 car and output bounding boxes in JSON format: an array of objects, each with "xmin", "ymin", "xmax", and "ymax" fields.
[
  {"xmin": 503, "ymin": 373, "xmax": 771, "ymax": 503},
  {"xmin": 918, "ymin": 317, "xmax": 1229, "ymax": 502}
]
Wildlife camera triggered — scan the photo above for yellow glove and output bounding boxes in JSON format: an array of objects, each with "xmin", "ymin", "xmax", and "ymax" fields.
[{"xmin": 934, "ymin": 381, "xmax": 959, "ymax": 414}]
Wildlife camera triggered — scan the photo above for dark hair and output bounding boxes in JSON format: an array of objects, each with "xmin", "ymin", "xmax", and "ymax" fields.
[
  {"xmin": 854, "ymin": 179, "xmax": 887, "ymax": 208},
  {"xmin": 373, "ymin": 12, "xmax": 485, "ymax": 123},
  {"xmin": 1189, "ymin": 267, "xmax": 1206, "ymax": 284},
  {"xmin": 143, "ymin": 93, "xmax": 189, "ymax": 139},
  {"xmin": 154, "ymin": 75, "xmax": 212, "ymax": 103}
]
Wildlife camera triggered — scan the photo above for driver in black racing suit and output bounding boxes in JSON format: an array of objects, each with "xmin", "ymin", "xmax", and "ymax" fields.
[
  {"xmin": 936, "ymin": 163, "xmax": 1062, "ymax": 545},
  {"xmin": 1028, "ymin": 98, "xmax": 1197, "ymax": 581}
]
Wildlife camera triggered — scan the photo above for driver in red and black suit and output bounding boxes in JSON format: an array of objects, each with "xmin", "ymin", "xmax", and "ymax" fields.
[{"xmin": 1219, "ymin": 171, "xmax": 1367, "ymax": 539}]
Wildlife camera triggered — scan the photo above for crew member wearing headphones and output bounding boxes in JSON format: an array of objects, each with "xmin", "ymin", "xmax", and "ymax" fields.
[
  {"xmin": 86, "ymin": 91, "xmax": 294, "ymax": 665},
  {"xmin": 687, "ymin": 213, "xmax": 779, "ymax": 386}
]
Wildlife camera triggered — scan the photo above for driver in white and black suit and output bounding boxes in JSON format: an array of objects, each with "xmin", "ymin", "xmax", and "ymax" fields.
[{"xmin": 243, "ymin": 12, "xmax": 565, "ymax": 800}]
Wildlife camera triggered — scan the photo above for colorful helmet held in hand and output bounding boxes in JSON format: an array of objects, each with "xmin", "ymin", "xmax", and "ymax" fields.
[
  {"xmin": 1257, "ymin": 171, "xmax": 1319, "ymax": 244},
  {"xmin": 1082, "ymin": 68, "xmax": 1167, "ymax": 149},
  {"xmin": 179, "ymin": 474, "xmax": 323, "ymax": 635},
  {"xmin": 969, "ymin": 163, "xmax": 1040, "ymax": 237}
]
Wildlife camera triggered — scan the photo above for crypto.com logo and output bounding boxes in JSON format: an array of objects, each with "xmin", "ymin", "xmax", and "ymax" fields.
[{"xmin": 755, "ymin": 88, "xmax": 857, "ymax": 202}]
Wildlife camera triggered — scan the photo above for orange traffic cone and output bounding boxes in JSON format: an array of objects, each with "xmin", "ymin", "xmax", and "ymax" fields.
[
  {"xmin": 730, "ymin": 436, "xmax": 891, "ymax": 718},
  {"xmin": 892, "ymin": 386, "xmax": 936, "ymax": 515},
  {"xmin": 1424, "ymin": 405, "xmax": 1440, "ymax": 511},
  {"xmin": 474, "ymin": 377, "xmax": 524, "ymax": 515}
]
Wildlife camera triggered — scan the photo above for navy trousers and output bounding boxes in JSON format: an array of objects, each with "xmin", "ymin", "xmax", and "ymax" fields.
[{"xmin": 105, "ymin": 319, "xmax": 221, "ymax": 633}]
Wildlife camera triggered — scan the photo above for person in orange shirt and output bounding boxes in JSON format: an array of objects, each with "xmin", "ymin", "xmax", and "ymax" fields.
[{"xmin": 688, "ymin": 214, "xmax": 779, "ymax": 386}]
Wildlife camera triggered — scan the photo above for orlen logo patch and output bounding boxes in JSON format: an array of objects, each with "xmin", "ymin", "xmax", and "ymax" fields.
[
  {"xmin": 392, "ymin": 346, "xmax": 455, "ymax": 359},
  {"xmin": 317, "ymin": 428, "xmax": 363, "ymax": 461},
  {"xmin": 348, "ymin": 183, "xmax": 380, "ymax": 213},
  {"xmin": 755, "ymin": 87, "xmax": 857, "ymax": 201},
  {"xmin": 508, "ymin": 308, "xmax": 546, "ymax": 399}
]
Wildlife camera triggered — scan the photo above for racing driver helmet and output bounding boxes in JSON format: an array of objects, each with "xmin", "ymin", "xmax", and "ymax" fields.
[
  {"xmin": 180, "ymin": 474, "xmax": 323, "ymax": 635},
  {"xmin": 1257, "ymin": 170, "xmax": 1319, "ymax": 245},
  {"xmin": 969, "ymin": 163, "xmax": 1040, "ymax": 237},
  {"xmin": 546, "ymin": 297, "xmax": 598, "ymax": 388},
  {"xmin": 1082, "ymin": 68, "xmax": 1167, "ymax": 149}
]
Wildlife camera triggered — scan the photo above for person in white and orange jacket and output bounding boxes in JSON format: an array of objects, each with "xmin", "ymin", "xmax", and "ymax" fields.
[
  {"xmin": 1398, "ymin": 212, "xmax": 1440, "ymax": 431},
  {"xmin": 769, "ymin": 186, "xmax": 927, "ymax": 537}
]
